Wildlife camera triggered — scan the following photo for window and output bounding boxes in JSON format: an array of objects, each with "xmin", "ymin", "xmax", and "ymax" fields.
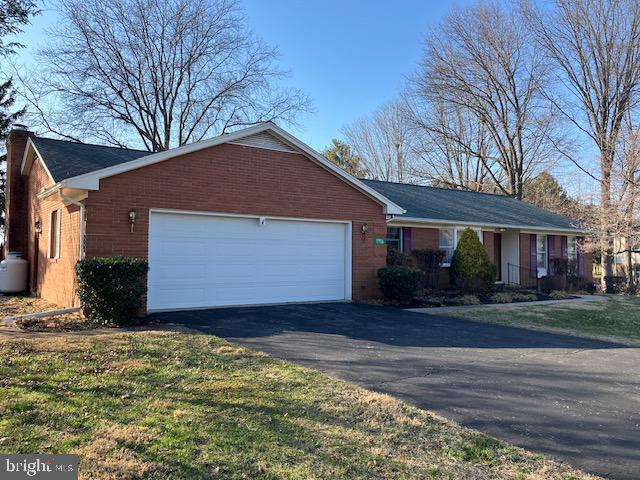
[
  {"xmin": 439, "ymin": 227, "xmax": 483, "ymax": 266},
  {"xmin": 536, "ymin": 234, "xmax": 547, "ymax": 274},
  {"xmin": 567, "ymin": 236, "xmax": 577, "ymax": 262},
  {"xmin": 386, "ymin": 227, "xmax": 402, "ymax": 252},
  {"xmin": 439, "ymin": 228, "xmax": 454, "ymax": 265},
  {"xmin": 49, "ymin": 209, "xmax": 61, "ymax": 259}
]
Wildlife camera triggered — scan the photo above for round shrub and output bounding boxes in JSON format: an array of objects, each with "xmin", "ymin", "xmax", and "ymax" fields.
[
  {"xmin": 377, "ymin": 266, "xmax": 423, "ymax": 303},
  {"xmin": 512, "ymin": 292, "xmax": 538, "ymax": 302},
  {"xmin": 490, "ymin": 292, "xmax": 514, "ymax": 303},
  {"xmin": 451, "ymin": 294, "xmax": 482, "ymax": 306},
  {"xmin": 76, "ymin": 256, "xmax": 149, "ymax": 326},
  {"xmin": 549, "ymin": 290, "xmax": 571, "ymax": 300},
  {"xmin": 450, "ymin": 228, "xmax": 496, "ymax": 294}
]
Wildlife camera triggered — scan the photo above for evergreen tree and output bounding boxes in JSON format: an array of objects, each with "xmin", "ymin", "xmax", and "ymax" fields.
[
  {"xmin": 322, "ymin": 139, "xmax": 366, "ymax": 177},
  {"xmin": 450, "ymin": 228, "xmax": 496, "ymax": 294}
]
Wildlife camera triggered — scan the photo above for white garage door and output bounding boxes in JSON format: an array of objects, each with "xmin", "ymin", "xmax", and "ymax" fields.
[{"xmin": 147, "ymin": 211, "xmax": 351, "ymax": 311}]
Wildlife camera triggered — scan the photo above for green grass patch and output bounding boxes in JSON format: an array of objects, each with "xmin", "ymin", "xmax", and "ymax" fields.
[{"xmin": 452, "ymin": 295, "xmax": 640, "ymax": 344}]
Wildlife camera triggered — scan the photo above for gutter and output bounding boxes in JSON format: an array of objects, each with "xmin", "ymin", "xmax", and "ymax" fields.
[
  {"xmin": 59, "ymin": 191, "xmax": 86, "ymax": 260},
  {"xmin": 388, "ymin": 216, "xmax": 588, "ymax": 235}
]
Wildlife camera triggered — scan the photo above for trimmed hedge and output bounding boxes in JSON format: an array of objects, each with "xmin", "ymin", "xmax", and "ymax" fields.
[
  {"xmin": 76, "ymin": 256, "xmax": 149, "ymax": 326},
  {"xmin": 378, "ymin": 266, "xmax": 423, "ymax": 303},
  {"xmin": 450, "ymin": 228, "xmax": 496, "ymax": 294}
]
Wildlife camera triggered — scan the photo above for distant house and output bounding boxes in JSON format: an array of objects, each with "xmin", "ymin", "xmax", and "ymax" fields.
[
  {"xmin": 4, "ymin": 123, "xmax": 591, "ymax": 313},
  {"xmin": 613, "ymin": 238, "xmax": 640, "ymax": 283}
]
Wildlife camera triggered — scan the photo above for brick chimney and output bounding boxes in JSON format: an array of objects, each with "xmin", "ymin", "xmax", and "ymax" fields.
[{"xmin": 4, "ymin": 124, "xmax": 32, "ymax": 257}]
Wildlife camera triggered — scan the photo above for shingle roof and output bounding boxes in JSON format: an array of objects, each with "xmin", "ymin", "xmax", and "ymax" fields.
[
  {"xmin": 362, "ymin": 179, "xmax": 581, "ymax": 231},
  {"xmin": 30, "ymin": 136, "xmax": 150, "ymax": 182}
]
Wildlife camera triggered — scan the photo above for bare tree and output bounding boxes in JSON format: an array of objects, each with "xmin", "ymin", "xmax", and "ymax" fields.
[
  {"xmin": 407, "ymin": 99, "xmax": 500, "ymax": 191},
  {"xmin": 406, "ymin": 2, "xmax": 562, "ymax": 199},
  {"xmin": 525, "ymin": 0, "xmax": 640, "ymax": 287},
  {"xmin": 21, "ymin": 0, "xmax": 311, "ymax": 151},
  {"xmin": 342, "ymin": 101, "xmax": 416, "ymax": 183}
]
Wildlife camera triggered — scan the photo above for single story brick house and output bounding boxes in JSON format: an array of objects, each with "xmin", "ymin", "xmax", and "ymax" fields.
[{"xmin": 5, "ymin": 123, "xmax": 591, "ymax": 313}]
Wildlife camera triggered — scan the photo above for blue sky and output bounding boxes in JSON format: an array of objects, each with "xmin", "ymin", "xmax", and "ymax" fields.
[
  {"xmin": 13, "ymin": 0, "xmax": 474, "ymax": 150},
  {"xmin": 240, "ymin": 0, "xmax": 475, "ymax": 149},
  {"xmin": 9, "ymin": 0, "xmax": 598, "ymax": 196}
]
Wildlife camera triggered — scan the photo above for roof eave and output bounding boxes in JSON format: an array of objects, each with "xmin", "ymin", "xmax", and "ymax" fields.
[{"xmin": 389, "ymin": 216, "xmax": 588, "ymax": 235}]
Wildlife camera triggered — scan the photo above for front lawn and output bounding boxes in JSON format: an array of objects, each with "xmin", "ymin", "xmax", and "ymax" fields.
[
  {"xmin": 0, "ymin": 306, "xmax": 597, "ymax": 479},
  {"xmin": 451, "ymin": 295, "xmax": 640, "ymax": 344}
]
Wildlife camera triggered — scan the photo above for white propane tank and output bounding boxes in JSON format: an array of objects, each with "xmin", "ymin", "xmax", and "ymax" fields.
[{"xmin": 0, "ymin": 252, "xmax": 28, "ymax": 293}]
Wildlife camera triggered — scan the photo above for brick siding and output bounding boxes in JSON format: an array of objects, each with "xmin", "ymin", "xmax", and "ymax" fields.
[{"xmin": 83, "ymin": 143, "xmax": 388, "ymax": 309}]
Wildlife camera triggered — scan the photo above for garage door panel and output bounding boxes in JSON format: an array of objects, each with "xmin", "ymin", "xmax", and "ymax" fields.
[{"xmin": 148, "ymin": 212, "xmax": 349, "ymax": 311}]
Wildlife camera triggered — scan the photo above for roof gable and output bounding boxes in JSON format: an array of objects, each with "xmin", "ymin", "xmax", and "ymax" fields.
[
  {"xmin": 24, "ymin": 123, "xmax": 405, "ymax": 215},
  {"xmin": 362, "ymin": 179, "xmax": 583, "ymax": 233}
]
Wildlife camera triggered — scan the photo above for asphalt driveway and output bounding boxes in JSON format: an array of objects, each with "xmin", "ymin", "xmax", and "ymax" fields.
[{"xmin": 151, "ymin": 303, "xmax": 640, "ymax": 479}]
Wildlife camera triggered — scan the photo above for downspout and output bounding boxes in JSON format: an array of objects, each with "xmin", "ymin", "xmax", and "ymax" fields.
[{"xmin": 59, "ymin": 191, "xmax": 86, "ymax": 260}]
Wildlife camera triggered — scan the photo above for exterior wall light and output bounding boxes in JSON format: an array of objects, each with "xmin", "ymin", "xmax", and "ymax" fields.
[
  {"xmin": 129, "ymin": 209, "xmax": 137, "ymax": 233},
  {"xmin": 34, "ymin": 220, "xmax": 41, "ymax": 234},
  {"xmin": 361, "ymin": 223, "xmax": 369, "ymax": 235}
]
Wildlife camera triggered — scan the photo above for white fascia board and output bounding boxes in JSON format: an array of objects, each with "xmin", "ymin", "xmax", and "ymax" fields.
[
  {"xmin": 20, "ymin": 138, "xmax": 56, "ymax": 184},
  {"xmin": 389, "ymin": 216, "xmax": 588, "ymax": 235},
  {"xmin": 61, "ymin": 122, "xmax": 406, "ymax": 215}
]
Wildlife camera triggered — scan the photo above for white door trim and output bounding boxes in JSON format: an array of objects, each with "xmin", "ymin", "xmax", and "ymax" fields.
[{"xmin": 147, "ymin": 208, "xmax": 353, "ymax": 311}]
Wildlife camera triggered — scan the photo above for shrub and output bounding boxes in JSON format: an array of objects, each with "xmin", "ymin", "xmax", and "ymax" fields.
[
  {"xmin": 413, "ymin": 249, "xmax": 445, "ymax": 289},
  {"xmin": 386, "ymin": 249, "xmax": 415, "ymax": 267},
  {"xmin": 490, "ymin": 292, "xmax": 514, "ymax": 304},
  {"xmin": 604, "ymin": 276, "xmax": 627, "ymax": 294},
  {"xmin": 550, "ymin": 258, "xmax": 569, "ymax": 276},
  {"xmin": 377, "ymin": 266, "xmax": 423, "ymax": 303},
  {"xmin": 450, "ymin": 228, "xmax": 496, "ymax": 294},
  {"xmin": 76, "ymin": 256, "xmax": 149, "ymax": 326},
  {"xmin": 512, "ymin": 292, "xmax": 538, "ymax": 302},
  {"xmin": 451, "ymin": 294, "xmax": 482, "ymax": 306},
  {"xmin": 549, "ymin": 290, "xmax": 571, "ymax": 300}
]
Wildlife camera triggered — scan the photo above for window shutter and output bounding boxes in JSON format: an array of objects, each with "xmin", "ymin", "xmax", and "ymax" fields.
[
  {"xmin": 548, "ymin": 235, "xmax": 555, "ymax": 274},
  {"xmin": 402, "ymin": 227, "xmax": 412, "ymax": 253},
  {"xmin": 577, "ymin": 236, "xmax": 585, "ymax": 276},
  {"xmin": 530, "ymin": 234, "xmax": 537, "ymax": 278},
  {"xmin": 561, "ymin": 236, "xmax": 568, "ymax": 259}
]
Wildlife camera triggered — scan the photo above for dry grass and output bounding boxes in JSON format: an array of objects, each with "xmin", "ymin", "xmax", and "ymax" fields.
[{"xmin": 0, "ymin": 294, "xmax": 91, "ymax": 331}]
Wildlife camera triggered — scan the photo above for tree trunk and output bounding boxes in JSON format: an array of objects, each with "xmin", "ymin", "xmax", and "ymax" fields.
[
  {"xmin": 626, "ymin": 238, "xmax": 635, "ymax": 294},
  {"xmin": 600, "ymin": 151, "xmax": 614, "ymax": 292}
]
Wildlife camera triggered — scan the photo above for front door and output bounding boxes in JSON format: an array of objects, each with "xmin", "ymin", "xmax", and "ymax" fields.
[{"xmin": 494, "ymin": 233, "xmax": 502, "ymax": 281}]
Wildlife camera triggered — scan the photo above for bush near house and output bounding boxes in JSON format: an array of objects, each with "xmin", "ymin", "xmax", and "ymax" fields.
[
  {"xmin": 450, "ymin": 228, "xmax": 496, "ymax": 294},
  {"xmin": 378, "ymin": 266, "xmax": 423, "ymax": 303},
  {"xmin": 386, "ymin": 248, "xmax": 415, "ymax": 267},
  {"xmin": 76, "ymin": 256, "xmax": 149, "ymax": 326},
  {"xmin": 413, "ymin": 249, "xmax": 445, "ymax": 289}
]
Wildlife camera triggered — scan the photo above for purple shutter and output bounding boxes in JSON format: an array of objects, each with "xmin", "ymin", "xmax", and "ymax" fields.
[
  {"xmin": 530, "ymin": 234, "xmax": 537, "ymax": 278},
  {"xmin": 402, "ymin": 227, "xmax": 412, "ymax": 253},
  {"xmin": 577, "ymin": 236, "xmax": 585, "ymax": 276},
  {"xmin": 561, "ymin": 236, "xmax": 568, "ymax": 259},
  {"xmin": 548, "ymin": 235, "xmax": 555, "ymax": 274}
]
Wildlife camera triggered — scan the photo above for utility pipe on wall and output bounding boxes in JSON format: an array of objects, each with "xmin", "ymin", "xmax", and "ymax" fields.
[{"xmin": 59, "ymin": 191, "xmax": 86, "ymax": 260}]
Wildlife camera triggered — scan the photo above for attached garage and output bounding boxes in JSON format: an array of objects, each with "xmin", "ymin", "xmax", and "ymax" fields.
[
  {"xmin": 147, "ymin": 210, "xmax": 352, "ymax": 311},
  {"xmin": 11, "ymin": 123, "xmax": 403, "ymax": 311}
]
